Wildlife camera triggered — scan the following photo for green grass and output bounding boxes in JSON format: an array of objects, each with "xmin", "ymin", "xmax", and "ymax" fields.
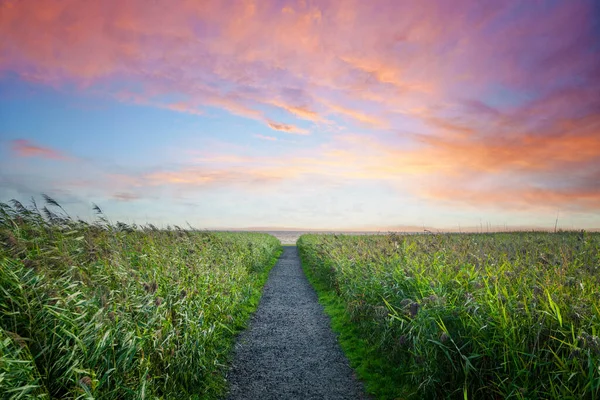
[
  {"xmin": 298, "ymin": 232, "xmax": 600, "ymax": 399},
  {"xmin": 302, "ymin": 258, "xmax": 415, "ymax": 399},
  {"xmin": 0, "ymin": 197, "xmax": 281, "ymax": 399}
]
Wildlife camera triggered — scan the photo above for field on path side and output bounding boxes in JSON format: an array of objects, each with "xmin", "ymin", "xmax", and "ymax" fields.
[
  {"xmin": 0, "ymin": 198, "xmax": 281, "ymax": 399},
  {"xmin": 298, "ymin": 232, "xmax": 600, "ymax": 399}
]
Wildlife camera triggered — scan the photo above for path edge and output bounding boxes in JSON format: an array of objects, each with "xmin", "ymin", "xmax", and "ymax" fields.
[
  {"xmin": 219, "ymin": 245, "xmax": 283, "ymax": 397},
  {"xmin": 297, "ymin": 240, "xmax": 417, "ymax": 400}
]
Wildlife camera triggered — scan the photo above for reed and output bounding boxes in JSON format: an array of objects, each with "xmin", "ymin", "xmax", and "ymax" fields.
[
  {"xmin": 0, "ymin": 196, "xmax": 281, "ymax": 399},
  {"xmin": 298, "ymin": 232, "xmax": 600, "ymax": 399}
]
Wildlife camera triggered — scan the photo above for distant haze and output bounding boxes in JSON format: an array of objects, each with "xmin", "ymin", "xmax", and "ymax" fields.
[{"xmin": 229, "ymin": 228, "xmax": 600, "ymax": 245}]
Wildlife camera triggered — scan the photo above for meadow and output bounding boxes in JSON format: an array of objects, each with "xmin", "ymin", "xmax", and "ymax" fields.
[
  {"xmin": 298, "ymin": 232, "xmax": 600, "ymax": 399},
  {"xmin": 0, "ymin": 197, "xmax": 281, "ymax": 399}
]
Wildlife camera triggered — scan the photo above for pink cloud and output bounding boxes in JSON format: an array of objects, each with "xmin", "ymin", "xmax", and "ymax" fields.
[
  {"xmin": 1, "ymin": 0, "xmax": 598, "ymax": 213},
  {"xmin": 10, "ymin": 139, "xmax": 70, "ymax": 160},
  {"xmin": 323, "ymin": 101, "xmax": 388, "ymax": 128},
  {"xmin": 266, "ymin": 120, "xmax": 309, "ymax": 135},
  {"xmin": 267, "ymin": 100, "xmax": 326, "ymax": 123},
  {"xmin": 2, "ymin": 1, "xmax": 595, "ymax": 127}
]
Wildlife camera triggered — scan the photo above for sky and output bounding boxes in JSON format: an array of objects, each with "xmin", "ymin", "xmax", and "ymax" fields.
[{"xmin": 1, "ymin": 0, "xmax": 599, "ymax": 230}]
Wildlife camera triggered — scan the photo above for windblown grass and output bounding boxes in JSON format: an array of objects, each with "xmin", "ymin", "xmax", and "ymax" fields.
[
  {"xmin": 0, "ymin": 197, "xmax": 281, "ymax": 399},
  {"xmin": 298, "ymin": 232, "xmax": 600, "ymax": 399}
]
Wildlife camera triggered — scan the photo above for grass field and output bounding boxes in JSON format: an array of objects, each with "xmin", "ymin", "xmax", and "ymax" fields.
[
  {"xmin": 298, "ymin": 232, "xmax": 600, "ymax": 399},
  {"xmin": 0, "ymin": 197, "xmax": 281, "ymax": 399}
]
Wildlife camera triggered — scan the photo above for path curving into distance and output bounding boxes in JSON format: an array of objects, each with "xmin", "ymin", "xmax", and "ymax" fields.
[{"xmin": 226, "ymin": 246, "xmax": 368, "ymax": 400}]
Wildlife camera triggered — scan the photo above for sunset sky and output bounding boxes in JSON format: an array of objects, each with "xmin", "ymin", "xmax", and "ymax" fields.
[{"xmin": 1, "ymin": 0, "xmax": 599, "ymax": 230}]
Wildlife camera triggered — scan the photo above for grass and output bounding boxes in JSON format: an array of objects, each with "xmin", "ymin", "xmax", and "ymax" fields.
[
  {"xmin": 0, "ymin": 197, "xmax": 281, "ymax": 399},
  {"xmin": 301, "ymin": 258, "xmax": 414, "ymax": 399},
  {"xmin": 298, "ymin": 232, "xmax": 600, "ymax": 399}
]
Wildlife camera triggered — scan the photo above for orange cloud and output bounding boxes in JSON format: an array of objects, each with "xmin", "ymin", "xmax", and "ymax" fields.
[
  {"xmin": 283, "ymin": 105, "xmax": 321, "ymax": 122},
  {"xmin": 165, "ymin": 103, "xmax": 203, "ymax": 115},
  {"xmin": 142, "ymin": 168, "xmax": 284, "ymax": 187},
  {"xmin": 267, "ymin": 100, "xmax": 326, "ymax": 123},
  {"xmin": 324, "ymin": 102, "xmax": 387, "ymax": 128},
  {"xmin": 145, "ymin": 171, "xmax": 215, "ymax": 186},
  {"xmin": 339, "ymin": 55, "xmax": 434, "ymax": 95},
  {"xmin": 10, "ymin": 139, "xmax": 70, "ymax": 160},
  {"xmin": 266, "ymin": 120, "xmax": 309, "ymax": 135},
  {"xmin": 27, "ymin": 120, "xmax": 597, "ymax": 214},
  {"xmin": 423, "ymin": 186, "xmax": 600, "ymax": 211},
  {"xmin": 414, "ymin": 115, "xmax": 600, "ymax": 174}
]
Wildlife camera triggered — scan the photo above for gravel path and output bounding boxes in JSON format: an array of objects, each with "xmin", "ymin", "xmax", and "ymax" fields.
[{"xmin": 225, "ymin": 246, "xmax": 367, "ymax": 400}]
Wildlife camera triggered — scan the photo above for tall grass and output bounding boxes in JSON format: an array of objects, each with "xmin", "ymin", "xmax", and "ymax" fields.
[
  {"xmin": 0, "ymin": 197, "xmax": 281, "ymax": 399},
  {"xmin": 298, "ymin": 232, "xmax": 600, "ymax": 399}
]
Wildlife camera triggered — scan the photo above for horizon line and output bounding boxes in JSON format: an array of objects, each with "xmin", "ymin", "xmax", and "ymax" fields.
[{"xmin": 208, "ymin": 226, "xmax": 600, "ymax": 233}]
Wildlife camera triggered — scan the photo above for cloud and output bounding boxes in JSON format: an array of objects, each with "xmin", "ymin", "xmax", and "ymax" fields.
[
  {"xmin": 165, "ymin": 103, "xmax": 203, "ymax": 115},
  {"xmin": 9, "ymin": 126, "xmax": 598, "ymax": 217},
  {"xmin": 281, "ymin": 105, "xmax": 321, "ymax": 122},
  {"xmin": 141, "ymin": 167, "xmax": 283, "ymax": 188},
  {"xmin": 414, "ymin": 126, "xmax": 600, "ymax": 175},
  {"xmin": 324, "ymin": 102, "xmax": 387, "ymax": 128},
  {"xmin": 96, "ymin": 110, "xmax": 599, "ymax": 211},
  {"xmin": 10, "ymin": 139, "xmax": 70, "ymax": 160},
  {"xmin": 267, "ymin": 99, "xmax": 326, "ymax": 123},
  {"xmin": 2, "ymin": 1, "xmax": 596, "ymax": 131},
  {"xmin": 112, "ymin": 192, "xmax": 140, "ymax": 202},
  {"xmin": 422, "ymin": 186, "xmax": 600, "ymax": 212},
  {"xmin": 1, "ymin": 0, "xmax": 599, "ymax": 217},
  {"xmin": 266, "ymin": 120, "xmax": 309, "ymax": 135}
]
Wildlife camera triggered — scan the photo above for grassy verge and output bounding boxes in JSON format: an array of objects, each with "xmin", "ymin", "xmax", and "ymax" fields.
[
  {"xmin": 300, "ymin": 248, "xmax": 416, "ymax": 399},
  {"xmin": 0, "ymin": 197, "xmax": 281, "ymax": 399},
  {"xmin": 298, "ymin": 232, "xmax": 600, "ymax": 399}
]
